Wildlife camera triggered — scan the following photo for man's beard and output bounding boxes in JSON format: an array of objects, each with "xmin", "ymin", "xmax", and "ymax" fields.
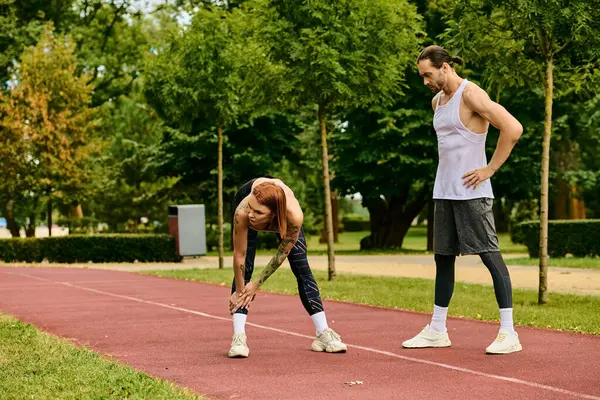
[{"xmin": 428, "ymin": 78, "xmax": 445, "ymax": 93}]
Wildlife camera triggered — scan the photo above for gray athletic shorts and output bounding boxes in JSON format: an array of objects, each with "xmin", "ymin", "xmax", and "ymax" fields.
[{"xmin": 433, "ymin": 198, "xmax": 500, "ymax": 256}]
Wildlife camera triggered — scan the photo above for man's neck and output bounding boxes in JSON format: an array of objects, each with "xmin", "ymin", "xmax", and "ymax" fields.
[{"xmin": 442, "ymin": 75, "xmax": 464, "ymax": 96}]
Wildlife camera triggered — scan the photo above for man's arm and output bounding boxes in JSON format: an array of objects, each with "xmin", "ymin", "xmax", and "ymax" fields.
[
  {"xmin": 464, "ymin": 84, "xmax": 523, "ymax": 172},
  {"xmin": 462, "ymin": 84, "xmax": 523, "ymax": 188},
  {"xmin": 256, "ymin": 220, "xmax": 301, "ymax": 286}
]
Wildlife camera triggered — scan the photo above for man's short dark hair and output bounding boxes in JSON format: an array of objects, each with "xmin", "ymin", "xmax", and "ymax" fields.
[{"xmin": 417, "ymin": 45, "xmax": 464, "ymax": 69}]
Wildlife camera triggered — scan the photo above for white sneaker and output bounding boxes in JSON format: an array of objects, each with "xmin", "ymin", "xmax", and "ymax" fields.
[
  {"xmin": 228, "ymin": 332, "xmax": 249, "ymax": 358},
  {"xmin": 402, "ymin": 325, "xmax": 451, "ymax": 348},
  {"xmin": 485, "ymin": 329, "xmax": 522, "ymax": 354},
  {"xmin": 311, "ymin": 328, "xmax": 347, "ymax": 353}
]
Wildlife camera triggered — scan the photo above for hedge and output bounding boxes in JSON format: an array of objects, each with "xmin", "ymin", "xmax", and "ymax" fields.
[
  {"xmin": 0, "ymin": 234, "xmax": 181, "ymax": 263},
  {"xmin": 511, "ymin": 219, "xmax": 600, "ymax": 258},
  {"xmin": 341, "ymin": 216, "xmax": 370, "ymax": 232}
]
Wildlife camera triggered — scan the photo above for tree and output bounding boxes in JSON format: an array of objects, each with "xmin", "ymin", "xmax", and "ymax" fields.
[
  {"xmin": 72, "ymin": 1, "xmax": 150, "ymax": 106},
  {"xmin": 0, "ymin": 108, "xmax": 32, "ymax": 237},
  {"xmin": 90, "ymin": 89, "xmax": 180, "ymax": 232},
  {"xmin": 445, "ymin": 0, "xmax": 600, "ymax": 303},
  {"xmin": 556, "ymin": 75, "xmax": 600, "ymax": 220},
  {"xmin": 259, "ymin": 0, "xmax": 423, "ymax": 279},
  {"xmin": 0, "ymin": 0, "xmax": 77, "ymax": 85},
  {"xmin": 333, "ymin": 75, "xmax": 437, "ymax": 249},
  {"xmin": 145, "ymin": 5, "xmax": 280, "ymax": 268},
  {"xmin": 0, "ymin": 24, "xmax": 99, "ymax": 237}
]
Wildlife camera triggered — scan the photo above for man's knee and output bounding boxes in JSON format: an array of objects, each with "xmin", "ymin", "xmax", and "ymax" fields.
[{"xmin": 480, "ymin": 251, "xmax": 510, "ymax": 276}]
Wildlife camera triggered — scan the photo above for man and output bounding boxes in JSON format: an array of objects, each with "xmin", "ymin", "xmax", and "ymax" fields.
[{"xmin": 402, "ymin": 45, "xmax": 523, "ymax": 354}]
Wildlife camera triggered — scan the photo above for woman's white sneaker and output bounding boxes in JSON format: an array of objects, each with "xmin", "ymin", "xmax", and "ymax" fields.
[
  {"xmin": 402, "ymin": 325, "xmax": 451, "ymax": 348},
  {"xmin": 311, "ymin": 328, "xmax": 347, "ymax": 353},
  {"xmin": 485, "ymin": 329, "xmax": 522, "ymax": 354},
  {"xmin": 228, "ymin": 332, "xmax": 250, "ymax": 358}
]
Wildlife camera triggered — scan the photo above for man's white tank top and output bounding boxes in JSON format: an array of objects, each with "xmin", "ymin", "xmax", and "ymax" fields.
[{"xmin": 432, "ymin": 79, "xmax": 494, "ymax": 200}]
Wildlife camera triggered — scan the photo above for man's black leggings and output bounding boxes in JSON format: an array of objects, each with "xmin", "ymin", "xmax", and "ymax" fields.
[
  {"xmin": 434, "ymin": 252, "xmax": 513, "ymax": 308},
  {"xmin": 230, "ymin": 178, "xmax": 324, "ymax": 316}
]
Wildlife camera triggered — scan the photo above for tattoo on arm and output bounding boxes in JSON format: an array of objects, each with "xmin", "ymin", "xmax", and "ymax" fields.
[
  {"xmin": 233, "ymin": 204, "xmax": 248, "ymax": 287},
  {"xmin": 258, "ymin": 223, "xmax": 301, "ymax": 285}
]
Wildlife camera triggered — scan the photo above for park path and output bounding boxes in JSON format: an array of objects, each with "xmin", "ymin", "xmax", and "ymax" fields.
[{"xmin": 3, "ymin": 253, "xmax": 600, "ymax": 296}]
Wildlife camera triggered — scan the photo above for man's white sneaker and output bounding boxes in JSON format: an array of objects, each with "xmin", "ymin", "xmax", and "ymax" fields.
[
  {"xmin": 311, "ymin": 328, "xmax": 347, "ymax": 353},
  {"xmin": 228, "ymin": 332, "xmax": 249, "ymax": 358},
  {"xmin": 485, "ymin": 329, "xmax": 522, "ymax": 354},
  {"xmin": 402, "ymin": 325, "xmax": 451, "ymax": 348}
]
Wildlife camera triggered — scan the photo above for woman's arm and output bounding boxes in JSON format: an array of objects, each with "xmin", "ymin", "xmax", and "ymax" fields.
[
  {"xmin": 237, "ymin": 216, "xmax": 302, "ymax": 309},
  {"xmin": 232, "ymin": 202, "xmax": 250, "ymax": 294},
  {"xmin": 257, "ymin": 221, "xmax": 301, "ymax": 286}
]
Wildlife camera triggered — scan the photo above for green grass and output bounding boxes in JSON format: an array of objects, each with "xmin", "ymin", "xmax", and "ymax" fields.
[
  {"xmin": 208, "ymin": 226, "xmax": 528, "ymax": 256},
  {"xmin": 144, "ymin": 268, "xmax": 600, "ymax": 335},
  {"xmin": 506, "ymin": 257, "xmax": 600, "ymax": 270},
  {"xmin": 305, "ymin": 230, "xmax": 373, "ymax": 252},
  {"xmin": 0, "ymin": 314, "xmax": 202, "ymax": 400},
  {"xmin": 497, "ymin": 233, "xmax": 529, "ymax": 254},
  {"xmin": 305, "ymin": 227, "xmax": 527, "ymax": 254}
]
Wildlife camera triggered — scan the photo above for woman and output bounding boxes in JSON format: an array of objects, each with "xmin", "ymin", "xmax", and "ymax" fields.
[{"xmin": 227, "ymin": 176, "xmax": 347, "ymax": 358}]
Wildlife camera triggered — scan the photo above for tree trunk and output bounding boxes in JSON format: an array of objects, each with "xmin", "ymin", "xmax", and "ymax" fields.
[
  {"xmin": 569, "ymin": 185, "xmax": 586, "ymax": 220},
  {"xmin": 427, "ymin": 198, "xmax": 434, "ymax": 252},
  {"xmin": 4, "ymin": 200, "xmax": 21, "ymax": 237},
  {"xmin": 363, "ymin": 191, "xmax": 428, "ymax": 249},
  {"xmin": 554, "ymin": 178, "xmax": 569, "ymax": 219},
  {"xmin": 47, "ymin": 198, "xmax": 53, "ymax": 237},
  {"xmin": 554, "ymin": 140, "xmax": 585, "ymax": 220},
  {"xmin": 320, "ymin": 190, "xmax": 339, "ymax": 243},
  {"xmin": 217, "ymin": 124, "xmax": 224, "ymax": 269},
  {"xmin": 539, "ymin": 56, "xmax": 553, "ymax": 305},
  {"xmin": 69, "ymin": 203, "xmax": 84, "ymax": 218},
  {"xmin": 25, "ymin": 213, "xmax": 36, "ymax": 237},
  {"xmin": 318, "ymin": 104, "xmax": 336, "ymax": 280}
]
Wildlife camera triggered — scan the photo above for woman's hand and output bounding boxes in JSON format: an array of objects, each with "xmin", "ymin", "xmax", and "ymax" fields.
[
  {"xmin": 229, "ymin": 292, "xmax": 242, "ymax": 314},
  {"xmin": 239, "ymin": 281, "xmax": 259, "ymax": 310}
]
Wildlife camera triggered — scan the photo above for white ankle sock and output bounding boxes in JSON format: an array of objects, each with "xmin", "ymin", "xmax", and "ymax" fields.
[
  {"xmin": 233, "ymin": 313, "xmax": 247, "ymax": 334},
  {"xmin": 500, "ymin": 308, "xmax": 515, "ymax": 333},
  {"xmin": 310, "ymin": 311, "xmax": 329, "ymax": 335},
  {"xmin": 430, "ymin": 305, "xmax": 448, "ymax": 333}
]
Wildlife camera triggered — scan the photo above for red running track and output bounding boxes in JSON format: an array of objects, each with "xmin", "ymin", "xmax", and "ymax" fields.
[{"xmin": 1, "ymin": 267, "xmax": 599, "ymax": 400}]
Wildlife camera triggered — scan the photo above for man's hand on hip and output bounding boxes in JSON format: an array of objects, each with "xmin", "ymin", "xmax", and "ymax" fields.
[{"xmin": 462, "ymin": 165, "xmax": 495, "ymax": 189}]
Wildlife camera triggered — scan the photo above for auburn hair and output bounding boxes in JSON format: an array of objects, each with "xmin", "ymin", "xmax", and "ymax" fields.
[{"xmin": 253, "ymin": 182, "xmax": 288, "ymax": 237}]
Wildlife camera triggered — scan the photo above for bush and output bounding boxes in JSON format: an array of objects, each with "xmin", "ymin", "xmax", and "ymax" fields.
[
  {"xmin": 0, "ymin": 234, "xmax": 181, "ymax": 263},
  {"xmin": 56, "ymin": 217, "xmax": 100, "ymax": 233},
  {"xmin": 341, "ymin": 215, "xmax": 370, "ymax": 232},
  {"xmin": 511, "ymin": 219, "xmax": 600, "ymax": 258}
]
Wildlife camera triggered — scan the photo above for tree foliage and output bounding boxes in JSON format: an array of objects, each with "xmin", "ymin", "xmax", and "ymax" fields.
[
  {"xmin": 257, "ymin": 0, "xmax": 424, "ymax": 276},
  {"xmin": 0, "ymin": 24, "xmax": 100, "ymax": 236}
]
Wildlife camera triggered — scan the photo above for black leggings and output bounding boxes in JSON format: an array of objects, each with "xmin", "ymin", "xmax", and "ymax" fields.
[
  {"xmin": 231, "ymin": 178, "xmax": 324, "ymax": 316},
  {"xmin": 434, "ymin": 252, "xmax": 513, "ymax": 309}
]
